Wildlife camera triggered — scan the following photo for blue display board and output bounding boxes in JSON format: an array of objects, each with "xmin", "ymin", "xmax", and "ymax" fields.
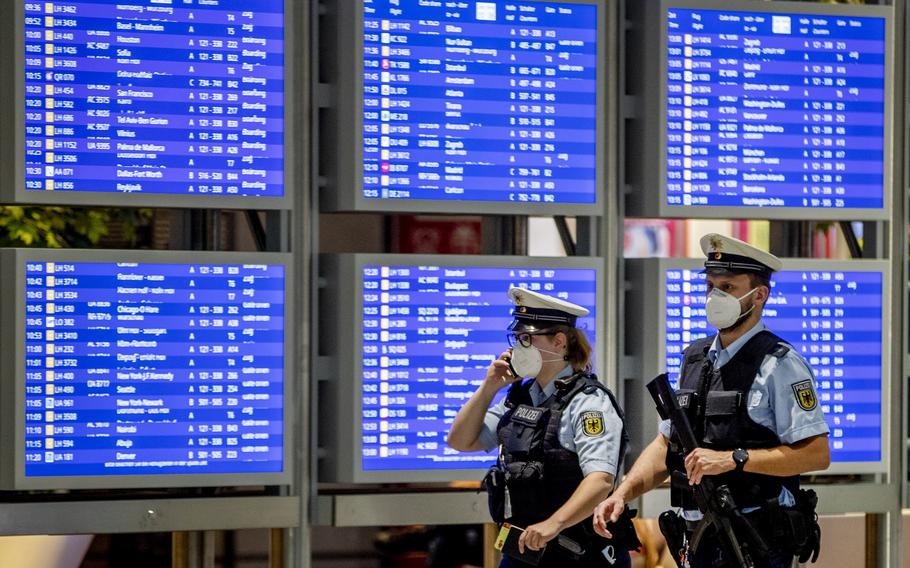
[
  {"xmin": 20, "ymin": 260, "xmax": 285, "ymax": 480},
  {"xmin": 361, "ymin": 0, "xmax": 599, "ymax": 205},
  {"xmin": 21, "ymin": 1, "xmax": 284, "ymax": 201},
  {"xmin": 359, "ymin": 264, "xmax": 597, "ymax": 472},
  {"xmin": 665, "ymin": 6, "xmax": 887, "ymax": 211},
  {"xmin": 665, "ymin": 267, "xmax": 882, "ymax": 464}
]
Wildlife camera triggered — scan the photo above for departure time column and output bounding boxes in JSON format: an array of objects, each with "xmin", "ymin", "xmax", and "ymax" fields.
[
  {"xmin": 24, "ymin": 2, "xmax": 82, "ymax": 194},
  {"xmin": 24, "ymin": 262, "xmax": 54, "ymax": 468},
  {"xmin": 665, "ymin": 269, "xmax": 710, "ymax": 386},
  {"xmin": 362, "ymin": 4, "xmax": 415, "ymax": 200},
  {"xmin": 361, "ymin": 266, "xmax": 414, "ymax": 463},
  {"xmin": 667, "ymin": 12, "xmax": 717, "ymax": 206},
  {"xmin": 24, "ymin": 261, "xmax": 88, "ymax": 468}
]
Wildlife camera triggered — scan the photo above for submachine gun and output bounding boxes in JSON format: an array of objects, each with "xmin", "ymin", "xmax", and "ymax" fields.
[{"xmin": 647, "ymin": 373, "xmax": 768, "ymax": 568}]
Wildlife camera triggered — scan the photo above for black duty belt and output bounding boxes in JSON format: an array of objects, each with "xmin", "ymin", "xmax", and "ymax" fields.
[{"xmin": 683, "ymin": 508, "xmax": 770, "ymax": 535}]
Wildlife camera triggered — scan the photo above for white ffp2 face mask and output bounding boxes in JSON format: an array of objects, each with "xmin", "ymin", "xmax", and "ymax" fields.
[
  {"xmin": 705, "ymin": 287, "xmax": 758, "ymax": 329},
  {"xmin": 509, "ymin": 343, "xmax": 565, "ymax": 378}
]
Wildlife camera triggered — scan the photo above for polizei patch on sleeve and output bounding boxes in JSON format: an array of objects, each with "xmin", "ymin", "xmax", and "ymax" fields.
[
  {"xmin": 791, "ymin": 380, "xmax": 818, "ymax": 411},
  {"xmin": 581, "ymin": 411, "xmax": 605, "ymax": 437}
]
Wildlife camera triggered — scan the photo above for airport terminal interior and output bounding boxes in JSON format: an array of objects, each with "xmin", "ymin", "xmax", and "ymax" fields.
[{"xmin": 1, "ymin": 0, "xmax": 910, "ymax": 566}]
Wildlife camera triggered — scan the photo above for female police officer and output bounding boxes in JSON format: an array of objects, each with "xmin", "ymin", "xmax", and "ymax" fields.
[{"xmin": 448, "ymin": 286, "xmax": 636, "ymax": 567}]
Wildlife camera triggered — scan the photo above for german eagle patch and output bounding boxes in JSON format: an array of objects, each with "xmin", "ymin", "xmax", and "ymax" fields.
[
  {"xmin": 581, "ymin": 411, "xmax": 605, "ymax": 437},
  {"xmin": 791, "ymin": 380, "xmax": 818, "ymax": 411}
]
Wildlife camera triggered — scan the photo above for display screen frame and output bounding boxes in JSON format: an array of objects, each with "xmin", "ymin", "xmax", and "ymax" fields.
[
  {"xmin": 320, "ymin": 253, "xmax": 605, "ymax": 483},
  {"xmin": 0, "ymin": 0, "xmax": 294, "ymax": 209},
  {"xmin": 0, "ymin": 248, "xmax": 294, "ymax": 490},
  {"xmin": 626, "ymin": 257, "xmax": 889, "ymax": 476},
  {"xmin": 628, "ymin": 0, "xmax": 893, "ymax": 220},
  {"xmin": 324, "ymin": 0, "xmax": 608, "ymax": 215}
]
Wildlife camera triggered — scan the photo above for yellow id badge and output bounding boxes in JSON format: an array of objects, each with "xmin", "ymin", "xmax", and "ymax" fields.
[{"xmin": 494, "ymin": 523, "xmax": 513, "ymax": 551}]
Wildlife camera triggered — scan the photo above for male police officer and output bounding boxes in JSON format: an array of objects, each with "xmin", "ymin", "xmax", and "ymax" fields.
[
  {"xmin": 592, "ymin": 234, "xmax": 830, "ymax": 567},
  {"xmin": 448, "ymin": 287, "xmax": 636, "ymax": 567}
]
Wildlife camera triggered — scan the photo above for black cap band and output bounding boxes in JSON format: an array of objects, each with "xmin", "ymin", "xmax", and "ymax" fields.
[
  {"xmin": 704, "ymin": 252, "xmax": 773, "ymax": 279},
  {"xmin": 508, "ymin": 306, "xmax": 577, "ymax": 331}
]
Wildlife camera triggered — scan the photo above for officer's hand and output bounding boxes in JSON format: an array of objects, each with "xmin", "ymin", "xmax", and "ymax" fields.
[
  {"xmin": 518, "ymin": 517, "xmax": 563, "ymax": 553},
  {"xmin": 482, "ymin": 350, "xmax": 521, "ymax": 393},
  {"xmin": 684, "ymin": 448, "xmax": 736, "ymax": 485},
  {"xmin": 593, "ymin": 495, "xmax": 625, "ymax": 538}
]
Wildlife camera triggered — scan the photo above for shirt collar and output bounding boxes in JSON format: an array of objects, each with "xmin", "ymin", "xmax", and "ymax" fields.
[
  {"xmin": 530, "ymin": 365, "xmax": 575, "ymax": 400},
  {"xmin": 708, "ymin": 321, "xmax": 766, "ymax": 368}
]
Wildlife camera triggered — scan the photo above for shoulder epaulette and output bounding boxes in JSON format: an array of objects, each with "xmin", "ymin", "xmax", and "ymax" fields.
[{"xmin": 771, "ymin": 343, "xmax": 790, "ymax": 359}]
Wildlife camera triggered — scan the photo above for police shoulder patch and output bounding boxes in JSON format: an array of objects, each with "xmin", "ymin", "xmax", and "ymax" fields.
[
  {"xmin": 791, "ymin": 379, "xmax": 818, "ymax": 411},
  {"xmin": 581, "ymin": 410, "xmax": 605, "ymax": 437}
]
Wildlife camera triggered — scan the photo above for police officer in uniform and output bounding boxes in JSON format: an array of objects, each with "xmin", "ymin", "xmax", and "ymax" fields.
[
  {"xmin": 448, "ymin": 287, "xmax": 636, "ymax": 567},
  {"xmin": 593, "ymin": 234, "xmax": 830, "ymax": 568}
]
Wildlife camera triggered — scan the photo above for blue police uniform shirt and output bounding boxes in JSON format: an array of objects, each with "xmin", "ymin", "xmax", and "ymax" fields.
[
  {"xmin": 659, "ymin": 321, "xmax": 829, "ymax": 515},
  {"xmin": 478, "ymin": 365, "xmax": 624, "ymax": 478}
]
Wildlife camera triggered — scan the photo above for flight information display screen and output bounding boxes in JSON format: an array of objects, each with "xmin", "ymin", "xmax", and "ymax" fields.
[
  {"xmin": 22, "ymin": 1, "xmax": 284, "ymax": 198},
  {"xmin": 665, "ymin": 7, "xmax": 886, "ymax": 210},
  {"xmin": 361, "ymin": 0, "xmax": 598, "ymax": 204},
  {"xmin": 22, "ymin": 261, "xmax": 285, "ymax": 477},
  {"xmin": 360, "ymin": 265, "xmax": 597, "ymax": 471},
  {"xmin": 665, "ymin": 268, "xmax": 882, "ymax": 463}
]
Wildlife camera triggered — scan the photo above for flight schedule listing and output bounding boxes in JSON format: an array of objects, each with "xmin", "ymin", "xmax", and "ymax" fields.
[
  {"xmin": 23, "ymin": 261, "xmax": 285, "ymax": 477},
  {"xmin": 665, "ymin": 269, "xmax": 882, "ymax": 463},
  {"xmin": 23, "ymin": 1, "xmax": 284, "ymax": 197},
  {"xmin": 666, "ymin": 8, "xmax": 886, "ymax": 210},
  {"xmin": 362, "ymin": 0, "xmax": 598, "ymax": 204},
  {"xmin": 360, "ymin": 265, "xmax": 596, "ymax": 471}
]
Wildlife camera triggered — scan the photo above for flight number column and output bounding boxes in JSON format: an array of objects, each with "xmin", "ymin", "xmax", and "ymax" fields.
[
  {"xmin": 23, "ymin": 2, "xmax": 82, "ymax": 194},
  {"xmin": 666, "ymin": 17, "xmax": 715, "ymax": 206},
  {"xmin": 24, "ymin": 261, "xmax": 87, "ymax": 469},
  {"xmin": 664, "ymin": 269, "xmax": 710, "ymax": 386},
  {"xmin": 361, "ymin": 266, "xmax": 412, "ymax": 463},
  {"xmin": 362, "ymin": 12, "xmax": 414, "ymax": 200}
]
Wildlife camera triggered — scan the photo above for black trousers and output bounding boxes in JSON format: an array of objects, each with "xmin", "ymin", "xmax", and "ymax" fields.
[
  {"xmin": 683, "ymin": 509, "xmax": 798, "ymax": 568},
  {"xmin": 686, "ymin": 538, "xmax": 794, "ymax": 568},
  {"xmin": 499, "ymin": 546, "xmax": 631, "ymax": 568}
]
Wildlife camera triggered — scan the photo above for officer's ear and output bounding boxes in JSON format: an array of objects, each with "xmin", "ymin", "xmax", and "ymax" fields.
[
  {"xmin": 746, "ymin": 274, "xmax": 770, "ymax": 307},
  {"xmin": 753, "ymin": 283, "xmax": 770, "ymax": 307},
  {"xmin": 551, "ymin": 330, "xmax": 568, "ymax": 352}
]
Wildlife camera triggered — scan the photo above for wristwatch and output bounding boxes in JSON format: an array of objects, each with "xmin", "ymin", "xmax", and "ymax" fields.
[{"xmin": 732, "ymin": 448, "xmax": 749, "ymax": 472}]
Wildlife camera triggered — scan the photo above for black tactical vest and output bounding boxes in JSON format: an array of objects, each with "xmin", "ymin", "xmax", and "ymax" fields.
[
  {"xmin": 496, "ymin": 372, "xmax": 628, "ymax": 552},
  {"xmin": 666, "ymin": 330, "xmax": 799, "ymax": 510}
]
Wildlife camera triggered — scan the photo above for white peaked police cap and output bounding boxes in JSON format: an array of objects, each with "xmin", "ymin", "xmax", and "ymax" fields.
[
  {"xmin": 700, "ymin": 233, "xmax": 782, "ymax": 278},
  {"xmin": 507, "ymin": 286, "xmax": 589, "ymax": 332}
]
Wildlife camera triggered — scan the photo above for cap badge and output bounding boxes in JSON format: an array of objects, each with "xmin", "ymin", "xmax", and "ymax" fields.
[
  {"xmin": 714, "ymin": 251, "xmax": 722, "ymax": 260},
  {"xmin": 710, "ymin": 236, "xmax": 724, "ymax": 253}
]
